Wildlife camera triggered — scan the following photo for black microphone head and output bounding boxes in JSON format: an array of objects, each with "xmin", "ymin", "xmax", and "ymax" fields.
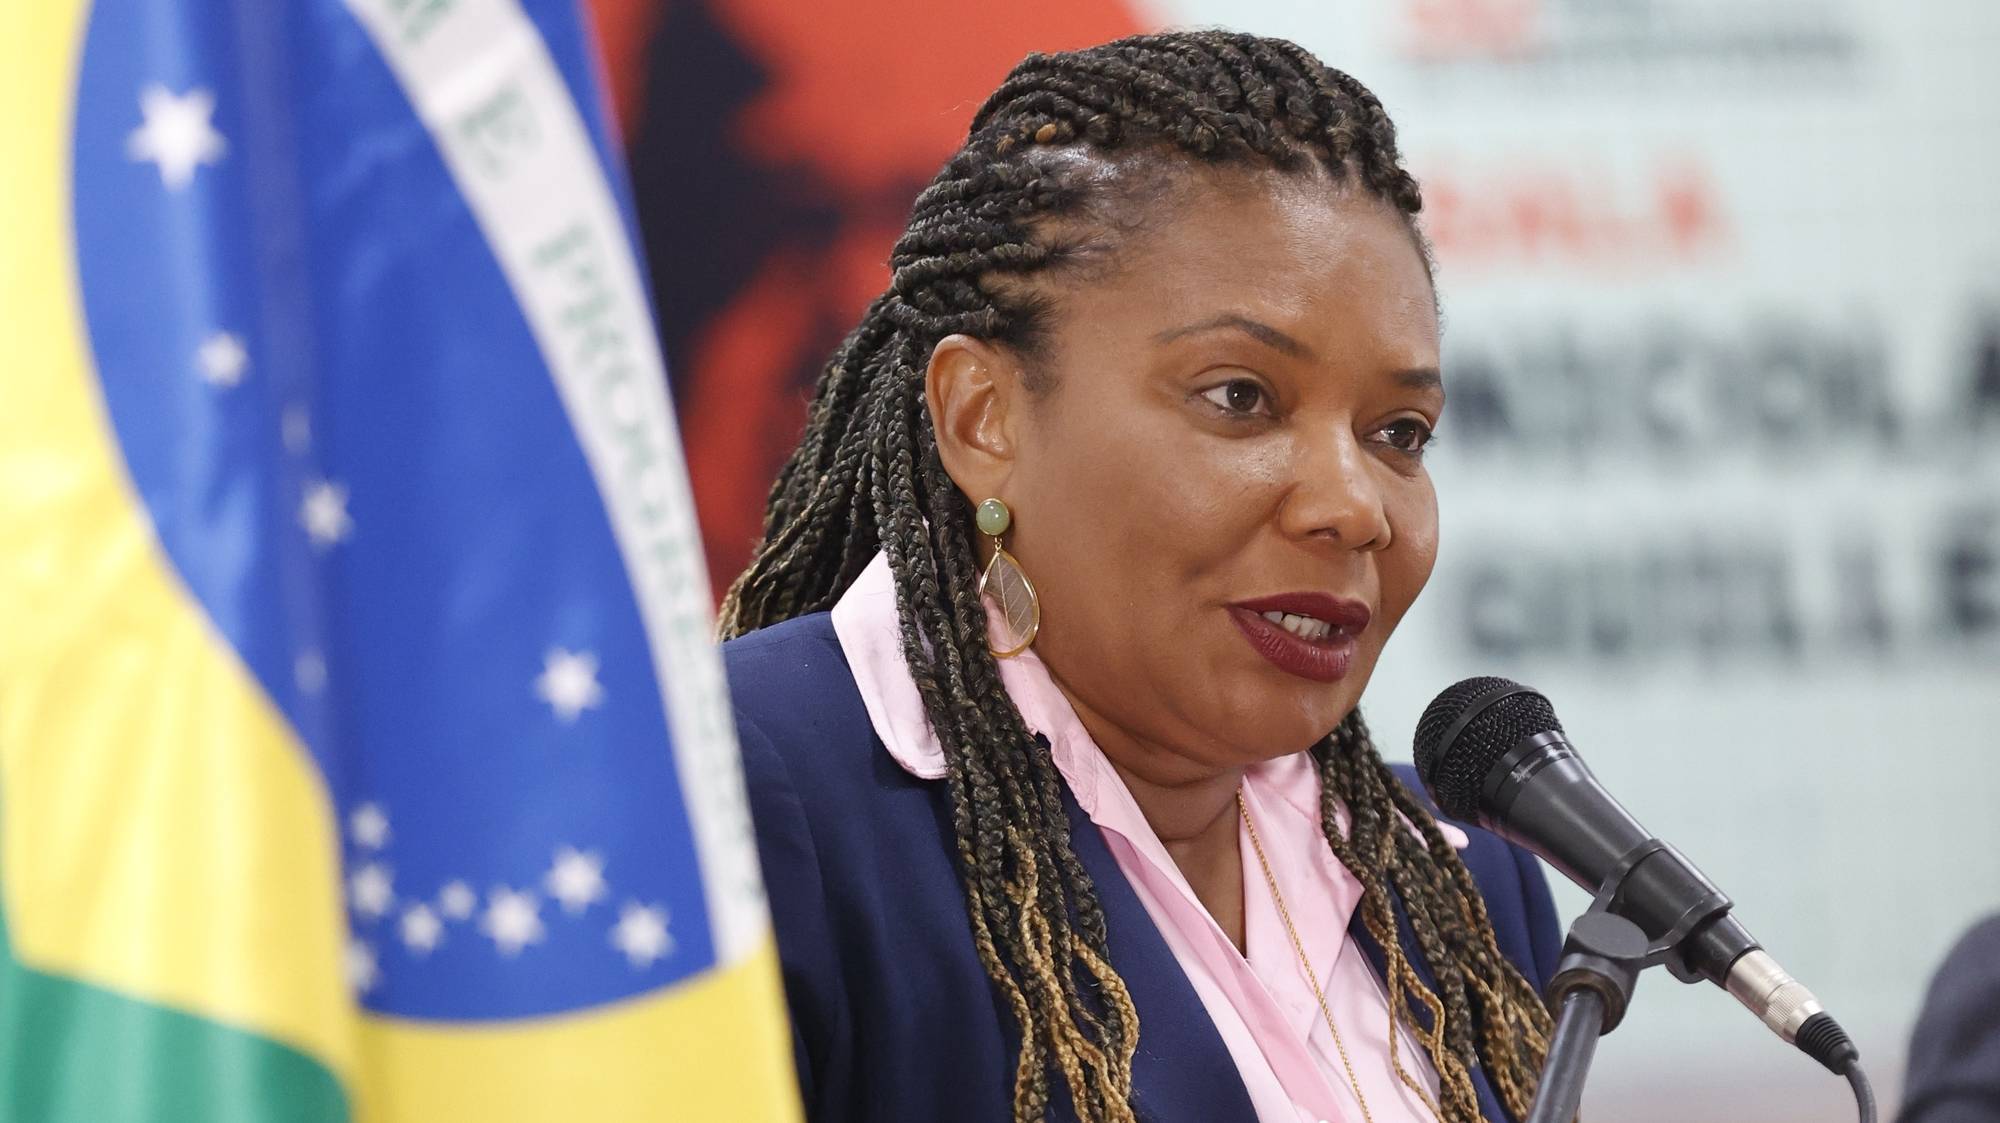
[{"xmin": 1413, "ymin": 676, "xmax": 1564, "ymax": 821}]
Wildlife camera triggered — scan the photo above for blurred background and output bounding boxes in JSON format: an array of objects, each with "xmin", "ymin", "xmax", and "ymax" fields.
[{"xmin": 589, "ymin": 0, "xmax": 2000, "ymax": 1119}]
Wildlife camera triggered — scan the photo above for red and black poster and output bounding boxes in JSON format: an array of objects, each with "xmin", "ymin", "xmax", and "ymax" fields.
[{"xmin": 592, "ymin": 0, "xmax": 1142, "ymax": 584}]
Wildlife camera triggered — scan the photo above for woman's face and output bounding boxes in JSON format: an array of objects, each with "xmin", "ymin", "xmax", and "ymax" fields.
[{"xmin": 973, "ymin": 165, "xmax": 1442, "ymax": 772}]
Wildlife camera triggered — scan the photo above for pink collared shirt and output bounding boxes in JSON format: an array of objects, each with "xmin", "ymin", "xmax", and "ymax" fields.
[{"xmin": 832, "ymin": 552, "xmax": 1466, "ymax": 1123}]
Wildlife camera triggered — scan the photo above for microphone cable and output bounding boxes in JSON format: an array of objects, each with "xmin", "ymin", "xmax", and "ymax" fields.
[
  {"xmin": 1800, "ymin": 1011, "xmax": 1875, "ymax": 1123},
  {"xmin": 1847, "ymin": 1060, "xmax": 1878, "ymax": 1123}
]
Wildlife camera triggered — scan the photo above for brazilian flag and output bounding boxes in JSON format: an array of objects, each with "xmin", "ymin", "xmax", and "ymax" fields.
[{"xmin": 0, "ymin": 0, "xmax": 800, "ymax": 1117}]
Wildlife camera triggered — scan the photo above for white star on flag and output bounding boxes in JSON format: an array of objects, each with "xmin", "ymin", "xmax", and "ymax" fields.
[
  {"xmin": 349, "ymin": 862, "xmax": 394, "ymax": 920},
  {"xmin": 534, "ymin": 648, "xmax": 603, "ymax": 722},
  {"xmin": 438, "ymin": 880, "xmax": 477, "ymax": 920},
  {"xmin": 345, "ymin": 938, "xmax": 380, "ymax": 993},
  {"xmin": 610, "ymin": 901, "xmax": 673, "ymax": 968},
  {"xmin": 481, "ymin": 888, "xmax": 544, "ymax": 956},
  {"xmin": 195, "ymin": 331, "xmax": 248, "ymax": 387},
  {"xmin": 127, "ymin": 84, "xmax": 227, "ymax": 191},
  {"xmin": 401, "ymin": 904, "xmax": 444, "ymax": 956},
  {"xmin": 348, "ymin": 802, "xmax": 390, "ymax": 850},
  {"xmin": 281, "ymin": 405, "xmax": 312, "ymax": 455},
  {"xmin": 294, "ymin": 649, "xmax": 327, "ymax": 695},
  {"xmin": 300, "ymin": 479, "xmax": 352, "ymax": 548},
  {"xmin": 545, "ymin": 846, "xmax": 607, "ymax": 914}
]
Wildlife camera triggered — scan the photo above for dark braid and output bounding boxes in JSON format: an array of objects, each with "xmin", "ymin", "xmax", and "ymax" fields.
[
  {"xmin": 720, "ymin": 30, "xmax": 1551, "ymax": 1122},
  {"xmin": 1314, "ymin": 715, "xmax": 1553, "ymax": 1119}
]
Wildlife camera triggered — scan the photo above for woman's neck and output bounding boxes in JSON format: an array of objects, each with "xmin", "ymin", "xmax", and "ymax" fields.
[
  {"xmin": 1056, "ymin": 682, "xmax": 1248, "ymax": 950},
  {"xmin": 1103, "ymin": 753, "xmax": 1242, "ymax": 845}
]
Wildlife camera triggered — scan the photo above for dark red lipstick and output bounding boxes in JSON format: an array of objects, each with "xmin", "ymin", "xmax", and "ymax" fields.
[{"xmin": 1227, "ymin": 593, "xmax": 1372, "ymax": 683}]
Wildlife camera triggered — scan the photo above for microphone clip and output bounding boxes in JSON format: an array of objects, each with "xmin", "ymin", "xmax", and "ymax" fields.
[
  {"xmin": 1549, "ymin": 833, "xmax": 1739, "ymax": 1034},
  {"xmin": 1528, "ymin": 841, "xmax": 1733, "ymax": 1123},
  {"xmin": 1554, "ymin": 834, "xmax": 1738, "ymax": 1018},
  {"xmin": 1548, "ymin": 912, "xmax": 1651, "ymax": 1034}
]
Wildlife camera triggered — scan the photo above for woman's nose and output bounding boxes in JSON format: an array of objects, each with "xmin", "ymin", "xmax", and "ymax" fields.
[{"xmin": 1282, "ymin": 429, "xmax": 1392, "ymax": 551}]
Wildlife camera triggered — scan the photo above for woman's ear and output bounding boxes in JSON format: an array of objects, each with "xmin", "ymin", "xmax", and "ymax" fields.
[{"xmin": 925, "ymin": 333, "xmax": 1027, "ymax": 501}]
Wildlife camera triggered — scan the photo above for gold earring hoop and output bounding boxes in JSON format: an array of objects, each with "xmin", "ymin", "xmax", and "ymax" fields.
[{"xmin": 975, "ymin": 498, "xmax": 1039, "ymax": 658}]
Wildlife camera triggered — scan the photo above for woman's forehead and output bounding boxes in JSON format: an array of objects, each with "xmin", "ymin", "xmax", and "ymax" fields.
[{"xmin": 1050, "ymin": 175, "xmax": 1437, "ymax": 355}]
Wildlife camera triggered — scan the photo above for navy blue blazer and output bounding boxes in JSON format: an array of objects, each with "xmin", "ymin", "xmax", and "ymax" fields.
[{"xmin": 726, "ymin": 613, "xmax": 1563, "ymax": 1123}]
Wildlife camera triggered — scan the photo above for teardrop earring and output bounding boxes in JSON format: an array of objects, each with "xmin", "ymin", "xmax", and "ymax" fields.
[{"xmin": 974, "ymin": 497, "xmax": 1039, "ymax": 658}]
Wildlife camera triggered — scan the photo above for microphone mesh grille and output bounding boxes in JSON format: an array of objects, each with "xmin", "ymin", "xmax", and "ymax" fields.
[{"xmin": 1413, "ymin": 676, "xmax": 1563, "ymax": 821}]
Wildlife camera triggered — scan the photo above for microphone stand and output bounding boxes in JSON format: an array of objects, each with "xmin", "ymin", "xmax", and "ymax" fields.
[
  {"xmin": 1530, "ymin": 989, "xmax": 1606, "ymax": 1123},
  {"xmin": 1525, "ymin": 841, "xmax": 1736, "ymax": 1123},
  {"xmin": 1523, "ymin": 916, "xmax": 1642, "ymax": 1123}
]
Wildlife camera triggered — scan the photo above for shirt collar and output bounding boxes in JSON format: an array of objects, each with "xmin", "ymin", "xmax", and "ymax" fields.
[{"xmin": 828, "ymin": 549, "xmax": 1467, "ymax": 850}]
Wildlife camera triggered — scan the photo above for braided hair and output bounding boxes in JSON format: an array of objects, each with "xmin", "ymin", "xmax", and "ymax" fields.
[{"xmin": 719, "ymin": 30, "xmax": 1553, "ymax": 1123}]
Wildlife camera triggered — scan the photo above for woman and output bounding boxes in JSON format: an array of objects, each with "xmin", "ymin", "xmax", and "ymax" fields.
[{"xmin": 719, "ymin": 30, "xmax": 1559, "ymax": 1123}]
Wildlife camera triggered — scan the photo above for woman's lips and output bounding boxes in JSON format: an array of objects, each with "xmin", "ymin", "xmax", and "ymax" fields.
[{"xmin": 1227, "ymin": 594, "xmax": 1371, "ymax": 684}]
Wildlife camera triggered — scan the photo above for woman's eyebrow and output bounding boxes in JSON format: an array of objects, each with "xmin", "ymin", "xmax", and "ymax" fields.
[
  {"xmin": 1395, "ymin": 367, "xmax": 1443, "ymax": 391},
  {"xmin": 1151, "ymin": 313, "xmax": 1310, "ymax": 358}
]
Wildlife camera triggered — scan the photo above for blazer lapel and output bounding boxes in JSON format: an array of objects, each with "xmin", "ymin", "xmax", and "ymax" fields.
[{"xmin": 1064, "ymin": 796, "xmax": 1262, "ymax": 1123}]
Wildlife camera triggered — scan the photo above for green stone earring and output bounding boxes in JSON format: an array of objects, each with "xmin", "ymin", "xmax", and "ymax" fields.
[
  {"xmin": 974, "ymin": 498, "xmax": 1038, "ymax": 658},
  {"xmin": 975, "ymin": 497, "xmax": 1011, "ymax": 537}
]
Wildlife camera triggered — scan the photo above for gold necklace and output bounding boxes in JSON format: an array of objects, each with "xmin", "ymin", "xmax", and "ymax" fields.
[{"xmin": 1239, "ymin": 788, "xmax": 1378, "ymax": 1123}]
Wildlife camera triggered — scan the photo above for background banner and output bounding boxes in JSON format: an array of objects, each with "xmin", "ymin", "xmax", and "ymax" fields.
[{"xmin": 0, "ymin": 0, "xmax": 798, "ymax": 1116}]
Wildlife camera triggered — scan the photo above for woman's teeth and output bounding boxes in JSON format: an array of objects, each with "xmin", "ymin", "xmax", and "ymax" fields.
[{"xmin": 1261, "ymin": 610, "xmax": 1334, "ymax": 642}]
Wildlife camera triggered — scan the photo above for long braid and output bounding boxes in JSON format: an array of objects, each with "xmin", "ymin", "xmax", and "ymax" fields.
[
  {"xmin": 1316, "ymin": 713, "xmax": 1556, "ymax": 1121},
  {"xmin": 721, "ymin": 31, "xmax": 1551, "ymax": 1122}
]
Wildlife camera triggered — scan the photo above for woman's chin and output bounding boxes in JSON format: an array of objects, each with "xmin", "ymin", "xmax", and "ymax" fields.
[
  {"xmin": 1199, "ymin": 691, "xmax": 1364, "ymax": 762},
  {"xmin": 1224, "ymin": 652, "xmax": 1374, "ymax": 726}
]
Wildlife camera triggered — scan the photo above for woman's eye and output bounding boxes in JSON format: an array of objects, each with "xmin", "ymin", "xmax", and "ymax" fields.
[
  {"xmin": 1375, "ymin": 417, "xmax": 1435, "ymax": 454},
  {"xmin": 1197, "ymin": 379, "xmax": 1272, "ymax": 418}
]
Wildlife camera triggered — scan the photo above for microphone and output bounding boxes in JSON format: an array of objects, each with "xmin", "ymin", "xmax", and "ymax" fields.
[{"xmin": 1413, "ymin": 676, "xmax": 1857, "ymax": 1074}]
